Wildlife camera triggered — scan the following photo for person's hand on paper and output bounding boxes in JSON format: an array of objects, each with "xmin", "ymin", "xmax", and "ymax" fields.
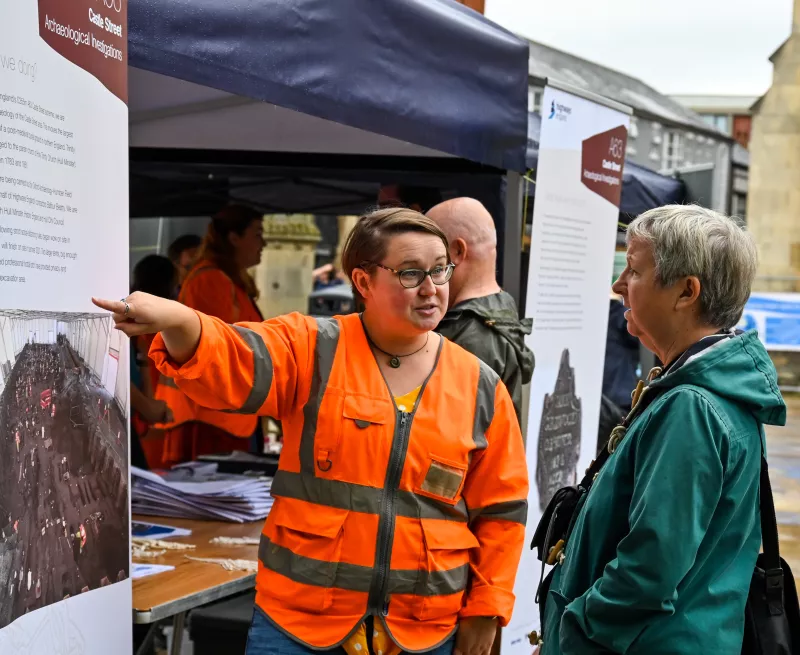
[{"xmin": 92, "ymin": 292, "xmax": 202, "ymax": 364}]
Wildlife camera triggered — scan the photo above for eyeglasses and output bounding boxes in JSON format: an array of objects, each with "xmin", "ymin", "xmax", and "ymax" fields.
[{"xmin": 371, "ymin": 262, "xmax": 455, "ymax": 289}]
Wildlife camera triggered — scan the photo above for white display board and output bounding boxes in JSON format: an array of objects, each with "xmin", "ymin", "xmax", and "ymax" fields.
[
  {"xmin": 503, "ymin": 83, "xmax": 630, "ymax": 654},
  {"xmin": 0, "ymin": 0, "xmax": 130, "ymax": 652}
]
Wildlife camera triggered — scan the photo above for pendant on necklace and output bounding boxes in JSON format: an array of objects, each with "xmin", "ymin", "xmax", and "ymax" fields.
[{"xmin": 389, "ymin": 356, "xmax": 401, "ymax": 369}]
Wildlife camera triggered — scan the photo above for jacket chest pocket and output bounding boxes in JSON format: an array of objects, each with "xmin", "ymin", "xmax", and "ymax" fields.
[
  {"xmin": 263, "ymin": 503, "xmax": 349, "ymax": 614},
  {"xmin": 413, "ymin": 519, "xmax": 480, "ymax": 620},
  {"xmin": 316, "ymin": 395, "xmax": 391, "ymax": 482}
]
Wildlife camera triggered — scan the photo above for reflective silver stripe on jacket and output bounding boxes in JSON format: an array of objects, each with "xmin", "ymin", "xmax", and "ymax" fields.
[
  {"xmin": 468, "ymin": 499, "xmax": 528, "ymax": 526},
  {"xmin": 259, "ymin": 535, "xmax": 469, "ymax": 596},
  {"xmin": 222, "ymin": 325, "xmax": 274, "ymax": 414},
  {"xmin": 271, "ymin": 470, "xmax": 469, "ymax": 522},
  {"xmin": 299, "ymin": 318, "xmax": 340, "ymax": 473},
  {"xmin": 472, "ymin": 360, "xmax": 498, "ymax": 451}
]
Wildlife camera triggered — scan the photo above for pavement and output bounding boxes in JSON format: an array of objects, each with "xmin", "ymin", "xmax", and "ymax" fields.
[
  {"xmin": 0, "ymin": 341, "xmax": 129, "ymax": 628},
  {"xmin": 767, "ymin": 392, "xmax": 800, "ymax": 576}
]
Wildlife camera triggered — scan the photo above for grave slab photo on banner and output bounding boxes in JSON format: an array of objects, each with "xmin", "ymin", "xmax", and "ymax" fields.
[{"xmin": 0, "ymin": 0, "xmax": 131, "ymax": 653}]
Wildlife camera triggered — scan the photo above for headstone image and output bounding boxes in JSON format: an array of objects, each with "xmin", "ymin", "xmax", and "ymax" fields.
[{"xmin": 536, "ymin": 349, "xmax": 582, "ymax": 511}]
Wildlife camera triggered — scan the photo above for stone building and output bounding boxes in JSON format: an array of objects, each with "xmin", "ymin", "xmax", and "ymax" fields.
[{"xmin": 748, "ymin": 0, "xmax": 800, "ymax": 292}]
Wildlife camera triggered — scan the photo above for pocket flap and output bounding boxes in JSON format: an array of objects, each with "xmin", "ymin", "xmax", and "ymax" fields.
[
  {"xmin": 271, "ymin": 500, "xmax": 348, "ymax": 538},
  {"xmin": 343, "ymin": 395, "xmax": 391, "ymax": 426},
  {"xmin": 421, "ymin": 519, "xmax": 480, "ymax": 550}
]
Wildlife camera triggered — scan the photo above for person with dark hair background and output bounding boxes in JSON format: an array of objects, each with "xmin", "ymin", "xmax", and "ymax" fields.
[
  {"xmin": 129, "ymin": 254, "xmax": 178, "ymax": 469},
  {"xmin": 167, "ymin": 233, "xmax": 203, "ymax": 286},
  {"xmin": 153, "ymin": 204, "xmax": 266, "ymax": 465}
]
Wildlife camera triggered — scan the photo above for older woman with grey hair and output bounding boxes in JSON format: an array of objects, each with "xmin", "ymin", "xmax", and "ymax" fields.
[{"xmin": 537, "ymin": 205, "xmax": 786, "ymax": 655}]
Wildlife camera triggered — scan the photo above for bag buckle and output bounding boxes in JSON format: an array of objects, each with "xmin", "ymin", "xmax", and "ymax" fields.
[{"xmin": 765, "ymin": 567, "xmax": 784, "ymax": 614}]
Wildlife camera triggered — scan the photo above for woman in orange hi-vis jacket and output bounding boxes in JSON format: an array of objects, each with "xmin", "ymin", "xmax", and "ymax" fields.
[
  {"xmin": 154, "ymin": 204, "xmax": 266, "ymax": 465},
  {"xmin": 94, "ymin": 208, "xmax": 529, "ymax": 655}
]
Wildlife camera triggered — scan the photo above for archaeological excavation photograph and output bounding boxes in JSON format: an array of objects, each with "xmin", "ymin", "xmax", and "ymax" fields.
[{"xmin": 0, "ymin": 310, "xmax": 129, "ymax": 628}]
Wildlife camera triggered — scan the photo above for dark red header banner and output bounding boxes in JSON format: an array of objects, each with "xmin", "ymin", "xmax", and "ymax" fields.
[{"xmin": 38, "ymin": 0, "xmax": 127, "ymax": 104}]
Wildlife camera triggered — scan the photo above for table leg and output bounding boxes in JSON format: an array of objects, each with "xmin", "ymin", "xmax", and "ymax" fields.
[
  {"xmin": 170, "ymin": 612, "xmax": 186, "ymax": 655},
  {"xmin": 134, "ymin": 623, "xmax": 158, "ymax": 655}
]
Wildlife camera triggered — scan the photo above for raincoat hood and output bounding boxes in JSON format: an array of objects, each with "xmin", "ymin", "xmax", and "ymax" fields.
[{"xmin": 649, "ymin": 330, "xmax": 786, "ymax": 427}]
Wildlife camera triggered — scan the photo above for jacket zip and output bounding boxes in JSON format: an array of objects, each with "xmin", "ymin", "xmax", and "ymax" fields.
[
  {"xmin": 368, "ymin": 409, "xmax": 411, "ymax": 615},
  {"xmin": 358, "ymin": 317, "xmax": 445, "ymax": 618}
]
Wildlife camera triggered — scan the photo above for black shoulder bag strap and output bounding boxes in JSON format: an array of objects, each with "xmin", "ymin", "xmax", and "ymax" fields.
[
  {"xmin": 741, "ymin": 428, "xmax": 800, "ymax": 654},
  {"xmin": 758, "ymin": 437, "xmax": 782, "ymax": 611},
  {"xmin": 532, "ymin": 377, "xmax": 664, "ymax": 608}
]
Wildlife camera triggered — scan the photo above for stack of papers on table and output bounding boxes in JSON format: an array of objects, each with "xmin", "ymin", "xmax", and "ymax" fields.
[{"xmin": 131, "ymin": 465, "xmax": 273, "ymax": 523}]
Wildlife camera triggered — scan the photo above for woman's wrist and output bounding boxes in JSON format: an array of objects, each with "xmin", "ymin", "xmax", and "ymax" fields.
[{"xmin": 161, "ymin": 305, "xmax": 202, "ymax": 364}]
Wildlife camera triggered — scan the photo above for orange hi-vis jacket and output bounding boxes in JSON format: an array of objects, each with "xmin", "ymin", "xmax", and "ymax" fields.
[
  {"xmin": 154, "ymin": 261, "xmax": 262, "ymax": 438},
  {"xmin": 150, "ymin": 310, "xmax": 529, "ymax": 652}
]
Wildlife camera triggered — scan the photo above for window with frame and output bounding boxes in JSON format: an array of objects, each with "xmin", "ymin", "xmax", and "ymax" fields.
[
  {"xmin": 731, "ymin": 193, "xmax": 747, "ymax": 222},
  {"xmin": 651, "ymin": 121, "xmax": 662, "ymax": 145},
  {"xmin": 629, "ymin": 117, "xmax": 639, "ymax": 139},
  {"xmin": 663, "ymin": 131, "xmax": 683, "ymax": 170},
  {"xmin": 528, "ymin": 87, "xmax": 543, "ymax": 114}
]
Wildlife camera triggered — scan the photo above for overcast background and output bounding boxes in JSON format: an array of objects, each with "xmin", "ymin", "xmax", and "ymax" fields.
[{"xmin": 486, "ymin": 0, "xmax": 793, "ymax": 95}]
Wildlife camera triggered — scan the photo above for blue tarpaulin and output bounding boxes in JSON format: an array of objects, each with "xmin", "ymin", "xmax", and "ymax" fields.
[
  {"xmin": 619, "ymin": 160, "xmax": 686, "ymax": 217},
  {"xmin": 740, "ymin": 294, "xmax": 800, "ymax": 351},
  {"xmin": 128, "ymin": 0, "xmax": 529, "ymax": 171},
  {"xmin": 525, "ymin": 112, "xmax": 686, "ymax": 217}
]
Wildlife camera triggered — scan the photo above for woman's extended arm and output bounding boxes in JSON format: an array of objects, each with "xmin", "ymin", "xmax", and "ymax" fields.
[
  {"xmin": 93, "ymin": 292, "xmax": 317, "ymax": 421},
  {"xmin": 93, "ymin": 292, "xmax": 201, "ymax": 364}
]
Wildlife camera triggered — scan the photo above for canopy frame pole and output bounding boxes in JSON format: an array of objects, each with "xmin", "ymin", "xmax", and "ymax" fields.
[{"xmin": 503, "ymin": 171, "xmax": 523, "ymax": 306}]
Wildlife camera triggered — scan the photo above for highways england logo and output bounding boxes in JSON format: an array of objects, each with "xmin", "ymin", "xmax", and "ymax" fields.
[{"xmin": 548, "ymin": 99, "xmax": 572, "ymax": 122}]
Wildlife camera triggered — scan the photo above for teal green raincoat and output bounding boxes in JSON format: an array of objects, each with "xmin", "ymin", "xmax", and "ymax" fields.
[{"xmin": 541, "ymin": 331, "xmax": 786, "ymax": 654}]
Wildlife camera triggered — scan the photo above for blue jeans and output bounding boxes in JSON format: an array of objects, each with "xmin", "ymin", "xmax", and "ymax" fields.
[{"xmin": 245, "ymin": 607, "xmax": 456, "ymax": 655}]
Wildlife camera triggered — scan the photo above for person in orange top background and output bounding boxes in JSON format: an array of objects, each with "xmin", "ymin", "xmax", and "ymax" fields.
[
  {"xmin": 154, "ymin": 204, "xmax": 266, "ymax": 466},
  {"xmin": 95, "ymin": 208, "xmax": 528, "ymax": 655}
]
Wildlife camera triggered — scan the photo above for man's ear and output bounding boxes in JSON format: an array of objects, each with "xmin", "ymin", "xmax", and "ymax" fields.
[
  {"xmin": 675, "ymin": 276, "xmax": 701, "ymax": 311},
  {"xmin": 351, "ymin": 268, "xmax": 371, "ymax": 300},
  {"xmin": 450, "ymin": 238, "xmax": 468, "ymax": 265}
]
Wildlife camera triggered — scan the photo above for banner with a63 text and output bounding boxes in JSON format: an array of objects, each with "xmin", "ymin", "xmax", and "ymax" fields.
[{"xmin": 502, "ymin": 81, "xmax": 631, "ymax": 655}]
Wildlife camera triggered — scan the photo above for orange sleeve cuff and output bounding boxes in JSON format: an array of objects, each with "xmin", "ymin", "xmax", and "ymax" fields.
[
  {"xmin": 148, "ymin": 311, "xmax": 217, "ymax": 382},
  {"xmin": 460, "ymin": 585, "xmax": 516, "ymax": 627}
]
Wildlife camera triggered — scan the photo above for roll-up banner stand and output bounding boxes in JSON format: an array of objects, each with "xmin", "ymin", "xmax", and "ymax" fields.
[
  {"xmin": 503, "ymin": 80, "xmax": 631, "ymax": 654},
  {"xmin": 0, "ymin": 0, "xmax": 130, "ymax": 652}
]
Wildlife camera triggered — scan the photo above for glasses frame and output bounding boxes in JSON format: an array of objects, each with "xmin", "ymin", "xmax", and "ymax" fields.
[{"xmin": 370, "ymin": 262, "xmax": 455, "ymax": 289}]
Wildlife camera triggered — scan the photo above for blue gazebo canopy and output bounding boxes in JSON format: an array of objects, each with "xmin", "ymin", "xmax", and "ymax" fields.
[{"xmin": 128, "ymin": 0, "xmax": 529, "ymax": 171}]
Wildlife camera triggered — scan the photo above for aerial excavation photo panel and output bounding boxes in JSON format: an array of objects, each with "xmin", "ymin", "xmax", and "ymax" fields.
[
  {"xmin": 0, "ymin": 0, "xmax": 129, "ymax": 649},
  {"xmin": 0, "ymin": 310, "xmax": 129, "ymax": 629}
]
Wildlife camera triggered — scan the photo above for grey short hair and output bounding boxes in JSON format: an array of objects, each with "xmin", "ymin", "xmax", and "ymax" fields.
[{"xmin": 626, "ymin": 205, "xmax": 757, "ymax": 329}]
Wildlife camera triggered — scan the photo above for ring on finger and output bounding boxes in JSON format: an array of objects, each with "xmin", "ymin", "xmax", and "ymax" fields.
[{"xmin": 119, "ymin": 298, "xmax": 130, "ymax": 316}]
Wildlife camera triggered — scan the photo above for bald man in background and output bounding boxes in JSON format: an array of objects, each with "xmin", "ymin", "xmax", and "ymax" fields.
[{"xmin": 428, "ymin": 198, "xmax": 534, "ymax": 423}]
